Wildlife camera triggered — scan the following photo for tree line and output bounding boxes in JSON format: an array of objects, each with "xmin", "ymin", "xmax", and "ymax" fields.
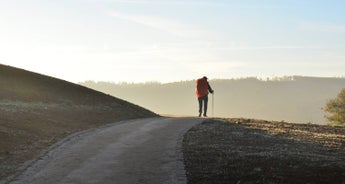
[{"xmin": 80, "ymin": 76, "xmax": 345, "ymax": 125}]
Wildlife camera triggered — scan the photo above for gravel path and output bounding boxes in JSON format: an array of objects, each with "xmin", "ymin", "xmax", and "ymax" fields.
[{"xmin": 9, "ymin": 117, "xmax": 202, "ymax": 184}]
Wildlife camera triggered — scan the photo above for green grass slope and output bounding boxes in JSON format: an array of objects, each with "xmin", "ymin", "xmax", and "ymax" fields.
[{"xmin": 0, "ymin": 64, "xmax": 157, "ymax": 180}]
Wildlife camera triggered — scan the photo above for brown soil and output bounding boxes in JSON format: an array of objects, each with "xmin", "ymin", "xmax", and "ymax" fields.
[
  {"xmin": 0, "ymin": 64, "xmax": 157, "ymax": 180},
  {"xmin": 183, "ymin": 118, "xmax": 345, "ymax": 184}
]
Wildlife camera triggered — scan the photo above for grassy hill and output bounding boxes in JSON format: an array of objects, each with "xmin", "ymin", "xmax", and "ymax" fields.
[{"xmin": 0, "ymin": 64, "xmax": 157, "ymax": 179}]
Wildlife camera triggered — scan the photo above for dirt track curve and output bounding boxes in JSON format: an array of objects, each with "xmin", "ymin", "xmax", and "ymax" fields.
[{"xmin": 9, "ymin": 117, "xmax": 202, "ymax": 184}]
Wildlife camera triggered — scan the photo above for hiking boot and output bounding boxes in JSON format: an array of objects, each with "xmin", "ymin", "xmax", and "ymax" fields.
[
  {"xmin": 203, "ymin": 114, "xmax": 207, "ymax": 117},
  {"xmin": 198, "ymin": 112, "xmax": 202, "ymax": 117}
]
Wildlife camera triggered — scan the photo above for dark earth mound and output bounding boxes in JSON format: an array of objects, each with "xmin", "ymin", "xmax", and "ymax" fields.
[
  {"xmin": 0, "ymin": 64, "xmax": 157, "ymax": 180},
  {"xmin": 183, "ymin": 118, "xmax": 345, "ymax": 184}
]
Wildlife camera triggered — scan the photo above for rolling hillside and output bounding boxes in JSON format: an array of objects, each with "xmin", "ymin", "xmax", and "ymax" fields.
[
  {"xmin": 0, "ymin": 64, "xmax": 156, "ymax": 180},
  {"xmin": 81, "ymin": 77, "xmax": 345, "ymax": 124}
]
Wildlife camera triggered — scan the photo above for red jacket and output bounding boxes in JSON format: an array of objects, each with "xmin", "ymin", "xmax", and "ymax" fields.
[{"xmin": 196, "ymin": 78, "xmax": 209, "ymax": 98}]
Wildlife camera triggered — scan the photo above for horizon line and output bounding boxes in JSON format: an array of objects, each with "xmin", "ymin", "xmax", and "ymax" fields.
[{"xmin": 78, "ymin": 75, "xmax": 345, "ymax": 84}]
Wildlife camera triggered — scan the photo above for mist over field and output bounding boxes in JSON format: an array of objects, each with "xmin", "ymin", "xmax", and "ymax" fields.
[{"xmin": 81, "ymin": 76, "xmax": 345, "ymax": 124}]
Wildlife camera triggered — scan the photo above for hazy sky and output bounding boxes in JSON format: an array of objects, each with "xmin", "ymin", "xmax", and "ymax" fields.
[{"xmin": 1, "ymin": 0, "xmax": 345, "ymax": 83}]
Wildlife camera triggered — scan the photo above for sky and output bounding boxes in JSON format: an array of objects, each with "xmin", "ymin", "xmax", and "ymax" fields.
[{"xmin": 1, "ymin": 0, "xmax": 345, "ymax": 83}]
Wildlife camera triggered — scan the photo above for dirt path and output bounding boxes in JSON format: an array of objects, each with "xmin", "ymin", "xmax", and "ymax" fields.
[{"xmin": 8, "ymin": 117, "xmax": 202, "ymax": 184}]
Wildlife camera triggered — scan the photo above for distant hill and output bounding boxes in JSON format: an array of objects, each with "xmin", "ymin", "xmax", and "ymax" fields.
[
  {"xmin": 0, "ymin": 64, "xmax": 156, "ymax": 180},
  {"xmin": 80, "ymin": 76, "xmax": 345, "ymax": 124}
]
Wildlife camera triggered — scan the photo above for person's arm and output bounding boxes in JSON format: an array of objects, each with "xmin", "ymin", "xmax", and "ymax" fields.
[{"xmin": 207, "ymin": 82, "xmax": 214, "ymax": 93}]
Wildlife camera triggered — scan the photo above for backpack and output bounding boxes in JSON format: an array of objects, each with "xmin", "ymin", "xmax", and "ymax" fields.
[{"xmin": 196, "ymin": 78, "xmax": 208, "ymax": 98}]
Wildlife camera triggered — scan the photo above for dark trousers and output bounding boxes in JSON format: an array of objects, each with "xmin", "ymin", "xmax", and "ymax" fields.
[{"xmin": 198, "ymin": 95, "xmax": 208, "ymax": 115}]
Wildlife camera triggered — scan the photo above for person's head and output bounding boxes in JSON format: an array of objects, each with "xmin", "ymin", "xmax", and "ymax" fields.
[{"xmin": 203, "ymin": 76, "xmax": 208, "ymax": 80}]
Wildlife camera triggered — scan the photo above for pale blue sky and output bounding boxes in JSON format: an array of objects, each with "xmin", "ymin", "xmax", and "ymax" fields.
[{"xmin": 1, "ymin": 0, "xmax": 345, "ymax": 83}]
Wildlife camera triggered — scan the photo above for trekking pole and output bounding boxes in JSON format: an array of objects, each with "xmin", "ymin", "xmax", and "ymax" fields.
[{"xmin": 212, "ymin": 92, "xmax": 214, "ymax": 117}]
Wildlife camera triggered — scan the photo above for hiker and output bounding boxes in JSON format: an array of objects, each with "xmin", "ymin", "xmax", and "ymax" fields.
[{"xmin": 196, "ymin": 76, "xmax": 214, "ymax": 117}]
